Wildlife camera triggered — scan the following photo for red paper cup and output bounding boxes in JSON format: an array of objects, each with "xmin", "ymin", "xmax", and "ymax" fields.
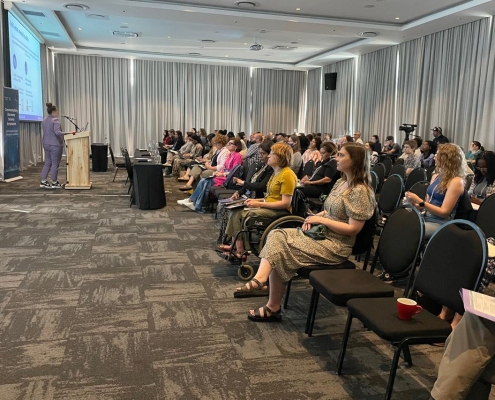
[{"xmin": 397, "ymin": 298, "xmax": 423, "ymax": 321}]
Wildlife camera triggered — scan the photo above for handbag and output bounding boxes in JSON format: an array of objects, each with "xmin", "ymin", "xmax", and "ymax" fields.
[{"xmin": 300, "ymin": 224, "xmax": 328, "ymax": 240}]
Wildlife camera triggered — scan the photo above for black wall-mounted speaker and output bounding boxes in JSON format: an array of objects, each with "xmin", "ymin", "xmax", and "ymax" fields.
[{"xmin": 324, "ymin": 72, "xmax": 337, "ymax": 90}]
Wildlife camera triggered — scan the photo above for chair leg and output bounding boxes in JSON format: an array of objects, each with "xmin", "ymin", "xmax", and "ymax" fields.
[
  {"xmin": 402, "ymin": 345, "xmax": 413, "ymax": 367},
  {"xmin": 308, "ymin": 291, "xmax": 319, "ymax": 337},
  {"xmin": 283, "ymin": 279, "xmax": 292, "ymax": 309},
  {"xmin": 363, "ymin": 248, "xmax": 372, "ymax": 271},
  {"xmin": 385, "ymin": 342, "xmax": 407, "ymax": 400},
  {"xmin": 113, "ymin": 167, "xmax": 119, "ymax": 182},
  {"xmin": 305, "ymin": 289, "xmax": 317, "ymax": 334},
  {"xmin": 336, "ymin": 312, "xmax": 354, "ymax": 375}
]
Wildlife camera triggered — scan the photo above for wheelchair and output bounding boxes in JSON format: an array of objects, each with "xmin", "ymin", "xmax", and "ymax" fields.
[{"xmin": 224, "ymin": 212, "xmax": 305, "ymax": 281}]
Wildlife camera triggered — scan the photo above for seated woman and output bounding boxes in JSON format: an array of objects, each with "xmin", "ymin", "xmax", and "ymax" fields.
[
  {"xmin": 178, "ymin": 134, "xmax": 228, "ymax": 190},
  {"xmin": 299, "ymin": 141, "xmax": 339, "ymax": 199},
  {"xmin": 222, "ymin": 143, "xmax": 297, "ymax": 258},
  {"xmin": 236, "ymin": 142, "xmax": 376, "ymax": 319},
  {"xmin": 466, "ymin": 141, "xmax": 483, "ymax": 165},
  {"xmin": 160, "ymin": 129, "xmax": 181, "ymax": 163},
  {"xmin": 177, "ymin": 139, "xmax": 243, "ymax": 213},
  {"xmin": 171, "ymin": 134, "xmax": 204, "ymax": 177},
  {"xmin": 163, "ymin": 132, "xmax": 193, "ymax": 175},
  {"xmin": 287, "ymin": 135, "xmax": 303, "ymax": 175},
  {"xmin": 371, "ymin": 135, "xmax": 382, "ymax": 153},
  {"xmin": 217, "ymin": 141, "xmax": 274, "ymax": 246},
  {"xmin": 420, "ymin": 140, "xmax": 435, "ymax": 168},
  {"xmin": 405, "ymin": 143, "xmax": 466, "ymax": 239},
  {"xmin": 469, "ymin": 151, "xmax": 495, "ymax": 206},
  {"xmin": 365, "ymin": 141, "xmax": 379, "ymax": 166},
  {"xmin": 301, "ymin": 136, "xmax": 322, "ymax": 176}
]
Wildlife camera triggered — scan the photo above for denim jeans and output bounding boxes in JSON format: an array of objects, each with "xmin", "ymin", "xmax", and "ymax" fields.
[{"xmin": 190, "ymin": 178, "xmax": 214, "ymax": 211}]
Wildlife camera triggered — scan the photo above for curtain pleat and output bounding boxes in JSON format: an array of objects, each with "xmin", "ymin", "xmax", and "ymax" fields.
[
  {"xmin": 305, "ymin": 68, "xmax": 321, "ymax": 133},
  {"xmin": 251, "ymin": 69, "xmax": 307, "ymax": 134},
  {"xmin": 321, "ymin": 59, "xmax": 356, "ymax": 138},
  {"xmin": 354, "ymin": 47, "xmax": 398, "ymax": 141}
]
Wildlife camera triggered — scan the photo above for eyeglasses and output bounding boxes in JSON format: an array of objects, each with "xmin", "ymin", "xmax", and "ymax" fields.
[
  {"xmin": 227, "ymin": 142, "xmax": 235, "ymax": 145},
  {"xmin": 476, "ymin": 167, "xmax": 488, "ymax": 171}
]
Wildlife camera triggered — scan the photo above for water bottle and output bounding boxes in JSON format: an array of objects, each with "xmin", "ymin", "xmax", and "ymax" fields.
[{"xmin": 402, "ymin": 196, "xmax": 409, "ymax": 205}]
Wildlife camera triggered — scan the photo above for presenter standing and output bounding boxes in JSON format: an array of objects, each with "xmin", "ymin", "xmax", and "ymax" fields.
[{"xmin": 40, "ymin": 102, "xmax": 75, "ymax": 189}]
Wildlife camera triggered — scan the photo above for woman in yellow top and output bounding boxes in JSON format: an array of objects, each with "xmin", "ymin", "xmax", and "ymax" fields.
[{"xmin": 222, "ymin": 143, "xmax": 297, "ymax": 258}]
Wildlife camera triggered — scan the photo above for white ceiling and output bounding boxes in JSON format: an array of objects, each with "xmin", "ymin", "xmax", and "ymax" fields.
[{"xmin": 8, "ymin": 0, "xmax": 495, "ymax": 70}]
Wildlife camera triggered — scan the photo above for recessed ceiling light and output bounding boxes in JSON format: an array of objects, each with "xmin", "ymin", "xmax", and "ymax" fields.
[
  {"xmin": 358, "ymin": 31, "xmax": 378, "ymax": 37},
  {"xmin": 289, "ymin": 20, "xmax": 297, "ymax": 22},
  {"xmin": 296, "ymin": 8, "xmax": 301, "ymax": 11},
  {"xmin": 167, "ymin": 36, "xmax": 171, "ymax": 38},
  {"xmin": 123, "ymin": 10, "xmax": 126, "ymax": 13},
  {"xmin": 225, "ymin": 55, "xmax": 229, "ymax": 57},
  {"xmin": 291, "ymin": 41, "xmax": 298, "ymax": 44},
  {"xmin": 184, "ymin": 9, "xmax": 193, "ymax": 12},
  {"xmin": 63, "ymin": 3, "xmax": 89, "ymax": 11},
  {"xmin": 244, "ymin": 42, "xmax": 248, "ymax": 45},
  {"xmin": 234, "ymin": 1, "xmax": 257, "ymax": 8},
  {"xmin": 189, "ymin": 52, "xmax": 201, "ymax": 56},
  {"xmin": 201, "ymin": 39, "xmax": 216, "ymax": 43},
  {"xmin": 395, "ymin": 17, "xmax": 400, "ymax": 20},
  {"xmin": 121, "ymin": 42, "xmax": 127, "ymax": 44},
  {"xmin": 78, "ymin": 27, "xmax": 82, "ymax": 30}
]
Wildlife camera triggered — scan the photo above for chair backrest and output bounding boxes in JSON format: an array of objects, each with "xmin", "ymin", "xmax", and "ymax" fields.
[
  {"xmin": 123, "ymin": 150, "xmax": 133, "ymax": 177},
  {"xmin": 352, "ymin": 207, "xmax": 378, "ymax": 256},
  {"xmin": 109, "ymin": 145, "xmax": 116, "ymax": 167},
  {"xmin": 382, "ymin": 157, "xmax": 393, "ymax": 177},
  {"xmin": 408, "ymin": 181, "xmax": 429, "ymax": 200},
  {"xmin": 370, "ymin": 171, "xmax": 378, "ymax": 193},
  {"xmin": 372, "ymin": 163, "xmax": 386, "ymax": 191},
  {"xmin": 475, "ymin": 194, "xmax": 495, "ymax": 239},
  {"xmin": 389, "ymin": 164, "xmax": 406, "ymax": 180},
  {"xmin": 404, "ymin": 167, "xmax": 427, "ymax": 192},
  {"xmin": 378, "ymin": 174, "xmax": 404, "ymax": 214},
  {"xmin": 394, "ymin": 158, "xmax": 404, "ymax": 165},
  {"xmin": 465, "ymin": 174, "xmax": 474, "ymax": 191},
  {"xmin": 375, "ymin": 206, "xmax": 424, "ymax": 276},
  {"xmin": 413, "ymin": 220, "xmax": 487, "ymax": 314},
  {"xmin": 453, "ymin": 189, "xmax": 473, "ymax": 220},
  {"xmin": 425, "ymin": 165, "xmax": 436, "ymax": 182}
]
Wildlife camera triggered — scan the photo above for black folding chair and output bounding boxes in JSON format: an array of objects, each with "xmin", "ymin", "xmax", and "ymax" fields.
[
  {"xmin": 372, "ymin": 163, "xmax": 386, "ymax": 193},
  {"xmin": 370, "ymin": 170, "xmax": 378, "ymax": 193},
  {"xmin": 337, "ymin": 220, "xmax": 487, "ymax": 400},
  {"xmin": 475, "ymin": 194, "xmax": 495, "ymax": 238},
  {"xmin": 377, "ymin": 174, "xmax": 404, "ymax": 217},
  {"xmin": 465, "ymin": 174, "xmax": 474, "ymax": 191},
  {"xmin": 394, "ymin": 158, "xmax": 404, "ymax": 165},
  {"xmin": 109, "ymin": 145, "xmax": 126, "ymax": 182},
  {"xmin": 382, "ymin": 157, "xmax": 393, "ymax": 177},
  {"xmin": 389, "ymin": 164, "xmax": 406, "ymax": 181},
  {"xmin": 283, "ymin": 208, "xmax": 378, "ymax": 309},
  {"xmin": 407, "ymin": 181, "xmax": 429, "ymax": 200},
  {"xmin": 404, "ymin": 167, "xmax": 427, "ymax": 192},
  {"xmin": 425, "ymin": 165, "xmax": 436, "ymax": 182},
  {"xmin": 306, "ymin": 207, "xmax": 424, "ymax": 336}
]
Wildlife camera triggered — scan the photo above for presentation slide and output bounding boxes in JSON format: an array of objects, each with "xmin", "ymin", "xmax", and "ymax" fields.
[{"xmin": 8, "ymin": 12, "xmax": 43, "ymax": 122}]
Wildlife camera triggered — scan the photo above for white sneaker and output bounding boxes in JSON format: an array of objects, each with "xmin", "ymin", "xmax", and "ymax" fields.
[
  {"xmin": 185, "ymin": 202, "xmax": 196, "ymax": 211},
  {"xmin": 177, "ymin": 198, "xmax": 192, "ymax": 205}
]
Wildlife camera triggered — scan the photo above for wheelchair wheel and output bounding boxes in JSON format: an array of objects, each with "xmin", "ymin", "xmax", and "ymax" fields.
[
  {"xmin": 238, "ymin": 264, "xmax": 255, "ymax": 281},
  {"xmin": 259, "ymin": 215, "xmax": 305, "ymax": 248}
]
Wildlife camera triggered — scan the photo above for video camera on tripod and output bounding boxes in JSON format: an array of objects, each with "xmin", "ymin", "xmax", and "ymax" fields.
[{"xmin": 399, "ymin": 123, "xmax": 417, "ymax": 142}]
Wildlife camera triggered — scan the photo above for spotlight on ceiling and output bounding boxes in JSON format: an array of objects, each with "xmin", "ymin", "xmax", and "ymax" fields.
[
  {"xmin": 234, "ymin": 1, "xmax": 258, "ymax": 8},
  {"xmin": 63, "ymin": 3, "xmax": 89, "ymax": 11},
  {"xmin": 358, "ymin": 31, "xmax": 378, "ymax": 38}
]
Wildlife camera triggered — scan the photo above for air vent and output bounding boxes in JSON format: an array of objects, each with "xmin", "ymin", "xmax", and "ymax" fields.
[
  {"xmin": 358, "ymin": 32, "xmax": 378, "ymax": 38},
  {"xmin": 22, "ymin": 10, "xmax": 46, "ymax": 17},
  {"xmin": 235, "ymin": 1, "xmax": 258, "ymax": 8},
  {"xmin": 113, "ymin": 31, "xmax": 140, "ymax": 38},
  {"xmin": 85, "ymin": 13, "xmax": 108, "ymax": 20},
  {"xmin": 189, "ymin": 53, "xmax": 201, "ymax": 56},
  {"xmin": 40, "ymin": 31, "xmax": 61, "ymax": 37},
  {"xmin": 63, "ymin": 3, "xmax": 90, "ymax": 11},
  {"xmin": 259, "ymin": 29, "xmax": 268, "ymax": 34},
  {"xmin": 201, "ymin": 39, "xmax": 216, "ymax": 43},
  {"xmin": 272, "ymin": 46, "xmax": 297, "ymax": 51}
]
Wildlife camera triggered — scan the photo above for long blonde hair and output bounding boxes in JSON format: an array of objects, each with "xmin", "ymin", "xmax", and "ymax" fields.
[{"xmin": 435, "ymin": 143, "xmax": 467, "ymax": 192}]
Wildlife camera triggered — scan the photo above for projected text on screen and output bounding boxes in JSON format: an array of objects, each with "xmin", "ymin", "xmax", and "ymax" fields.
[{"xmin": 8, "ymin": 12, "xmax": 43, "ymax": 122}]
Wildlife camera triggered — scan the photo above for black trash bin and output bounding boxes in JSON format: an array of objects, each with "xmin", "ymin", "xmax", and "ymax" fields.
[{"xmin": 91, "ymin": 143, "xmax": 108, "ymax": 172}]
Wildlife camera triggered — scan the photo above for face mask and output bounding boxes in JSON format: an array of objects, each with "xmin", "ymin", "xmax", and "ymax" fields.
[{"xmin": 288, "ymin": 142, "xmax": 294, "ymax": 147}]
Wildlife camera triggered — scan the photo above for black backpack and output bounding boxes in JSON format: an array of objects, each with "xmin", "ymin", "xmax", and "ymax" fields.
[
  {"xmin": 222, "ymin": 164, "xmax": 244, "ymax": 189},
  {"xmin": 291, "ymin": 188, "xmax": 310, "ymax": 217}
]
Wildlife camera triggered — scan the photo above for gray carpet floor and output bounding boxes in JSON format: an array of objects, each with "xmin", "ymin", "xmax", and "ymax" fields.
[{"xmin": 0, "ymin": 160, "xmax": 490, "ymax": 399}]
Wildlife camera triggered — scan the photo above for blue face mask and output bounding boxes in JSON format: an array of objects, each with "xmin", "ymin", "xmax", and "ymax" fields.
[{"xmin": 288, "ymin": 142, "xmax": 295, "ymax": 147}]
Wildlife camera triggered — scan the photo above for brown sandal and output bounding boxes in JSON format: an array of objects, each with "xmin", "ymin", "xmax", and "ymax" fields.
[{"xmin": 234, "ymin": 278, "xmax": 269, "ymax": 298}]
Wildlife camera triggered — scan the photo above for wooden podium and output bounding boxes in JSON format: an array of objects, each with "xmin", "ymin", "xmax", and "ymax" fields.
[{"xmin": 64, "ymin": 131, "xmax": 92, "ymax": 190}]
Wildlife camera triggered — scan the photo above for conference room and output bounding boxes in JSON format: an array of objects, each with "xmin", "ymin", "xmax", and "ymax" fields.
[{"xmin": 0, "ymin": 0, "xmax": 495, "ymax": 399}]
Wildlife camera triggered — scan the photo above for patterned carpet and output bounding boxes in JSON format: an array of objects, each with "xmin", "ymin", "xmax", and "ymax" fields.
[{"xmin": 0, "ymin": 160, "xmax": 489, "ymax": 399}]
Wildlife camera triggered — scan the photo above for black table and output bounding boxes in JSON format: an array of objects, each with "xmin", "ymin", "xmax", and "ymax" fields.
[
  {"xmin": 91, "ymin": 143, "xmax": 108, "ymax": 172},
  {"xmin": 132, "ymin": 163, "xmax": 166, "ymax": 210}
]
